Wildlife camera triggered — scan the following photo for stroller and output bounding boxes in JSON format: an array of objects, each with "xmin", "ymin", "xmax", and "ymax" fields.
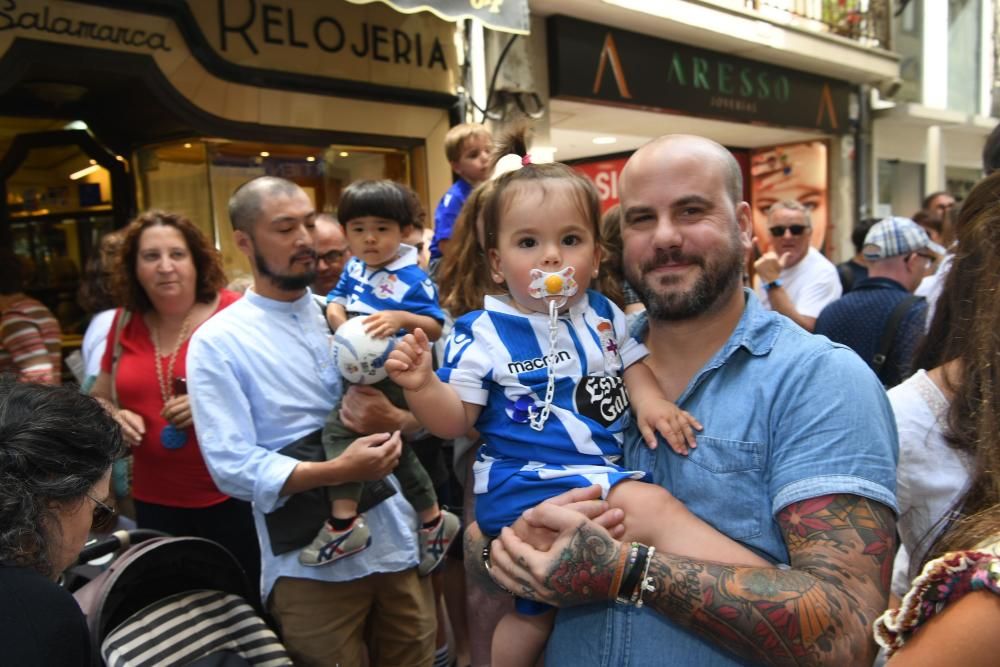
[{"xmin": 72, "ymin": 530, "xmax": 292, "ymax": 667}]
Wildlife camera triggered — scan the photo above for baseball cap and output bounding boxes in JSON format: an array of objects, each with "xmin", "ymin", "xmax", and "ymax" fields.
[{"xmin": 862, "ymin": 216, "xmax": 946, "ymax": 261}]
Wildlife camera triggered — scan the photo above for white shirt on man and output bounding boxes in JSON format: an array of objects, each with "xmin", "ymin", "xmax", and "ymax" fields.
[
  {"xmin": 756, "ymin": 247, "xmax": 842, "ymax": 318},
  {"xmin": 187, "ymin": 287, "xmax": 418, "ymax": 599}
]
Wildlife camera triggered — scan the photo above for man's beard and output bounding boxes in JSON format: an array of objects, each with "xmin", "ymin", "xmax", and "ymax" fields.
[
  {"xmin": 627, "ymin": 232, "xmax": 744, "ymax": 321},
  {"xmin": 255, "ymin": 248, "xmax": 317, "ymax": 292}
]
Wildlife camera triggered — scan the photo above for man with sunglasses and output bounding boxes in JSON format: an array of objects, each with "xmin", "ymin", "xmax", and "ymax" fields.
[
  {"xmin": 753, "ymin": 200, "xmax": 841, "ymax": 332},
  {"xmin": 815, "ymin": 217, "xmax": 941, "ymax": 388},
  {"xmin": 311, "ymin": 214, "xmax": 351, "ymax": 298}
]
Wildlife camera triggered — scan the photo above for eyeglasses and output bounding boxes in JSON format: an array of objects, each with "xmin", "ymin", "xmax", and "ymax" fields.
[
  {"xmin": 769, "ymin": 225, "xmax": 810, "ymax": 237},
  {"xmin": 317, "ymin": 248, "xmax": 348, "ymax": 264},
  {"xmin": 86, "ymin": 493, "xmax": 116, "ymax": 529}
]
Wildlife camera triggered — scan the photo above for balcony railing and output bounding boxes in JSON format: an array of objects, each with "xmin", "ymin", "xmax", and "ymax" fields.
[{"xmin": 743, "ymin": 0, "xmax": 892, "ymax": 50}]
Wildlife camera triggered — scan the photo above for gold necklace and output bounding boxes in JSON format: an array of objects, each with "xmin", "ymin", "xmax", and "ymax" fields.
[{"xmin": 150, "ymin": 310, "xmax": 194, "ymax": 405}]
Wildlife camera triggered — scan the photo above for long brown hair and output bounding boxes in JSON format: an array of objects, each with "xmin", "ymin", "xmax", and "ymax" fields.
[
  {"xmin": 596, "ymin": 205, "xmax": 626, "ymax": 309},
  {"xmin": 914, "ymin": 171, "xmax": 1000, "ymax": 559},
  {"xmin": 113, "ymin": 210, "xmax": 226, "ymax": 313}
]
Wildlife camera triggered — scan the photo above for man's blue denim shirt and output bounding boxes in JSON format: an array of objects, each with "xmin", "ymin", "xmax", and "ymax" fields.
[{"xmin": 547, "ymin": 290, "xmax": 899, "ymax": 666}]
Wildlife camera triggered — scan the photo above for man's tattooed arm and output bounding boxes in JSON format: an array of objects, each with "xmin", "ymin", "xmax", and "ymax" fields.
[{"xmin": 538, "ymin": 494, "xmax": 896, "ymax": 667}]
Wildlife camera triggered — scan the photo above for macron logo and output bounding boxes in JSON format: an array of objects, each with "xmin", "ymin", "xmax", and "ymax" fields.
[
  {"xmin": 445, "ymin": 333, "xmax": 473, "ymax": 364},
  {"xmin": 508, "ymin": 351, "xmax": 570, "ymax": 374}
]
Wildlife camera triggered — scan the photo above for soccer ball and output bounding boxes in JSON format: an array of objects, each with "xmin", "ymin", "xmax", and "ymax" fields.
[{"xmin": 332, "ymin": 317, "xmax": 396, "ymax": 385}]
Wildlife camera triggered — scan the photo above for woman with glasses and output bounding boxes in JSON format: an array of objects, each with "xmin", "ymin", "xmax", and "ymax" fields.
[
  {"xmin": 876, "ymin": 171, "xmax": 1000, "ymax": 664},
  {"xmin": 0, "ymin": 378, "xmax": 123, "ymax": 665}
]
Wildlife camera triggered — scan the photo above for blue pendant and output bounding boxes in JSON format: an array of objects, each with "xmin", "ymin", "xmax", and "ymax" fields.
[{"xmin": 160, "ymin": 424, "xmax": 188, "ymax": 449}]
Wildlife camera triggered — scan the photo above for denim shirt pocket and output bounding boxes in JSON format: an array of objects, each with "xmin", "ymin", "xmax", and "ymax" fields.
[{"xmin": 669, "ymin": 436, "xmax": 765, "ymax": 542}]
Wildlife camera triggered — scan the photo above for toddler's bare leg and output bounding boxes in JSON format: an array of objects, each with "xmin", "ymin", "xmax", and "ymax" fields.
[
  {"xmin": 491, "ymin": 608, "xmax": 555, "ymax": 667},
  {"xmin": 607, "ymin": 481, "xmax": 770, "ymax": 567},
  {"xmin": 332, "ymin": 498, "xmax": 358, "ymax": 520}
]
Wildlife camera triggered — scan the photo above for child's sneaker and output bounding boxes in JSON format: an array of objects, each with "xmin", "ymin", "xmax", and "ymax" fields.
[
  {"xmin": 299, "ymin": 516, "xmax": 371, "ymax": 567},
  {"xmin": 417, "ymin": 510, "xmax": 461, "ymax": 576}
]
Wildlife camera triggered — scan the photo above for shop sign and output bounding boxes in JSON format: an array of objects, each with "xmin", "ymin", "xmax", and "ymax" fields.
[
  {"xmin": 343, "ymin": 0, "xmax": 528, "ymax": 35},
  {"xmin": 0, "ymin": 1, "xmax": 172, "ymax": 52},
  {"xmin": 191, "ymin": 0, "xmax": 457, "ymax": 94},
  {"xmin": 548, "ymin": 16, "xmax": 851, "ymax": 134},
  {"xmin": 571, "ymin": 156, "xmax": 628, "ymax": 213}
]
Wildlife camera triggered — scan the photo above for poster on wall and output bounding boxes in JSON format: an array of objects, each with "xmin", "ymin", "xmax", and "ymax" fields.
[
  {"xmin": 750, "ymin": 141, "xmax": 829, "ymax": 254},
  {"xmin": 572, "ymin": 148, "xmax": 751, "ymax": 215},
  {"xmin": 571, "ymin": 156, "xmax": 629, "ymax": 213}
]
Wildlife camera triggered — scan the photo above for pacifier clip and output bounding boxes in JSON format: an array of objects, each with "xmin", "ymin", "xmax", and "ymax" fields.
[{"xmin": 523, "ymin": 267, "xmax": 578, "ymax": 431}]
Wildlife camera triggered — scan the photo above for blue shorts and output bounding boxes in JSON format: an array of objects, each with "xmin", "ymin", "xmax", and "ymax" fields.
[{"xmin": 475, "ymin": 463, "xmax": 645, "ymax": 536}]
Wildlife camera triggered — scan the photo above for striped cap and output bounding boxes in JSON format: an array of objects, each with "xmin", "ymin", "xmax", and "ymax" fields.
[{"xmin": 862, "ymin": 216, "xmax": 945, "ymax": 261}]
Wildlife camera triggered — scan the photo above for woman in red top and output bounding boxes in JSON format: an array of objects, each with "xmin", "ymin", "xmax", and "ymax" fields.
[{"xmin": 91, "ymin": 211, "xmax": 259, "ymax": 599}]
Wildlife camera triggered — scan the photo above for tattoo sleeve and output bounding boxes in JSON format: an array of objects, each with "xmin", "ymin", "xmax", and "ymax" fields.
[
  {"xmin": 637, "ymin": 495, "xmax": 895, "ymax": 666},
  {"xmin": 541, "ymin": 524, "xmax": 619, "ymax": 604}
]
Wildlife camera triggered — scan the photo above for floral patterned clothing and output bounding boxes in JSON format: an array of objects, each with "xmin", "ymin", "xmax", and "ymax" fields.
[{"xmin": 875, "ymin": 537, "xmax": 1000, "ymax": 656}]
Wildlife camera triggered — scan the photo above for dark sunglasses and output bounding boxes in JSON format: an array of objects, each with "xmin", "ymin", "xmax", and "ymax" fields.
[
  {"xmin": 769, "ymin": 225, "xmax": 809, "ymax": 237},
  {"xmin": 87, "ymin": 493, "xmax": 116, "ymax": 529},
  {"xmin": 318, "ymin": 248, "xmax": 348, "ymax": 264}
]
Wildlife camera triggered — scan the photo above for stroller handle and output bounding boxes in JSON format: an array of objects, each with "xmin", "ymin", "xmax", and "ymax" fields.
[{"xmin": 77, "ymin": 529, "xmax": 170, "ymax": 564}]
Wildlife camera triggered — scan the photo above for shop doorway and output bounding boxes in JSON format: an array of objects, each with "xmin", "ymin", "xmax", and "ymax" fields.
[{"xmin": 0, "ymin": 128, "xmax": 132, "ymax": 337}]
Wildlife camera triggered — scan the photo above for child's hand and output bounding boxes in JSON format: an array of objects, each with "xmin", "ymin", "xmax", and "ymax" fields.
[
  {"xmin": 386, "ymin": 328, "xmax": 434, "ymax": 392},
  {"xmin": 636, "ymin": 398, "xmax": 702, "ymax": 455},
  {"xmin": 364, "ymin": 311, "xmax": 404, "ymax": 339}
]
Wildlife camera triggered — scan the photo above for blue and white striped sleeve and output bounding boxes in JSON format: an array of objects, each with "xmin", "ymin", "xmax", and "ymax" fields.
[{"xmin": 436, "ymin": 312, "xmax": 491, "ymax": 405}]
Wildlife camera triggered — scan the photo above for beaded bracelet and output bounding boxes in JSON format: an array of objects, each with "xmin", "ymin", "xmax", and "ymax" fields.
[{"xmin": 635, "ymin": 546, "xmax": 656, "ymax": 608}]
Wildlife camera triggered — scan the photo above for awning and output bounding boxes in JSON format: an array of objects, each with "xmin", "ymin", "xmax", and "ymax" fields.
[{"xmin": 343, "ymin": 0, "xmax": 529, "ymax": 34}]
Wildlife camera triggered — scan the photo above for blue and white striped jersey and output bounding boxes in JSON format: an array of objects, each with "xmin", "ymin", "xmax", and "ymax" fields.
[
  {"xmin": 328, "ymin": 244, "xmax": 444, "ymax": 329},
  {"xmin": 438, "ymin": 291, "xmax": 648, "ymax": 533}
]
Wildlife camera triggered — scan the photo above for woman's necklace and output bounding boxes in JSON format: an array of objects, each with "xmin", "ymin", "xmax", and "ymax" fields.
[{"xmin": 150, "ymin": 309, "xmax": 194, "ymax": 449}]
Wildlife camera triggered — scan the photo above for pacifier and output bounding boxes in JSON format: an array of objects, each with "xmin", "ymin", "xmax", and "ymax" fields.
[{"xmin": 527, "ymin": 267, "xmax": 578, "ymax": 308}]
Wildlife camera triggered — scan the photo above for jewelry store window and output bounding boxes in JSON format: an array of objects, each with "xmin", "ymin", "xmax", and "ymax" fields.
[{"xmin": 136, "ymin": 140, "xmax": 412, "ymax": 278}]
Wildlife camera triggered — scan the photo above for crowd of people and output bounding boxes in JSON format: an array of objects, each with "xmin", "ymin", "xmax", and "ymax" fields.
[{"xmin": 2, "ymin": 120, "xmax": 1000, "ymax": 667}]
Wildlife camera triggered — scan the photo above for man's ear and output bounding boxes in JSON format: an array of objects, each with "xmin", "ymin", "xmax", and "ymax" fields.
[
  {"xmin": 233, "ymin": 229, "xmax": 253, "ymax": 258},
  {"xmin": 735, "ymin": 201, "xmax": 754, "ymax": 251}
]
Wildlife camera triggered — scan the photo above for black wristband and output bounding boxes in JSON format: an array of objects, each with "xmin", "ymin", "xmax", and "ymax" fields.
[{"xmin": 617, "ymin": 544, "xmax": 648, "ymax": 601}]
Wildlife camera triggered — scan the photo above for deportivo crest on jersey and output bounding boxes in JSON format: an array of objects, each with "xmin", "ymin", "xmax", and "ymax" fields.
[
  {"xmin": 371, "ymin": 273, "xmax": 408, "ymax": 301},
  {"xmin": 575, "ymin": 376, "xmax": 630, "ymax": 428}
]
